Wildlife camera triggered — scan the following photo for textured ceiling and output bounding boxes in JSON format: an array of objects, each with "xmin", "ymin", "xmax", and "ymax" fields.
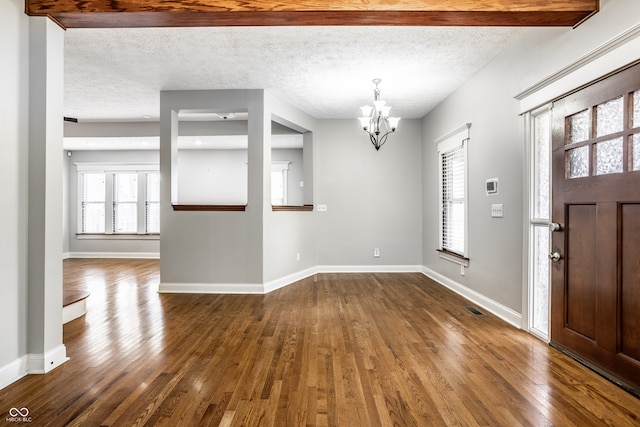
[{"xmin": 64, "ymin": 26, "xmax": 534, "ymax": 122}]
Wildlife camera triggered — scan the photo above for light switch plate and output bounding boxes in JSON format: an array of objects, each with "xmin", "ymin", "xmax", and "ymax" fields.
[
  {"xmin": 317, "ymin": 204, "xmax": 327, "ymax": 212},
  {"xmin": 491, "ymin": 204, "xmax": 504, "ymax": 218}
]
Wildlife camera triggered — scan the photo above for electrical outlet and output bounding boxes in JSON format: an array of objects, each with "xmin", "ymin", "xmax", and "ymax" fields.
[
  {"xmin": 317, "ymin": 204, "xmax": 327, "ymax": 212},
  {"xmin": 373, "ymin": 248, "xmax": 380, "ymax": 258}
]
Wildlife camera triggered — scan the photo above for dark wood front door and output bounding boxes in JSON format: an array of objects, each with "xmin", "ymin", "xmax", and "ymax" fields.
[{"xmin": 551, "ymin": 61, "xmax": 640, "ymax": 393}]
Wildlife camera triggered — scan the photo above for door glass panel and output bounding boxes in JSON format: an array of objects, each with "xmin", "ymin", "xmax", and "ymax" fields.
[
  {"xmin": 532, "ymin": 226, "xmax": 550, "ymax": 336},
  {"xmin": 530, "ymin": 109, "xmax": 551, "ymax": 341},
  {"xmin": 568, "ymin": 110, "xmax": 589, "ymax": 143},
  {"xmin": 634, "ymin": 134, "xmax": 640, "ymax": 171},
  {"xmin": 568, "ymin": 145, "xmax": 589, "ymax": 178},
  {"xmin": 534, "ymin": 113, "xmax": 550, "ymax": 219},
  {"xmin": 633, "ymin": 90, "xmax": 640, "ymax": 128},
  {"xmin": 596, "ymin": 96, "xmax": 623, "ymax": 137},
  {"xmin": 596, "ymin": 137, "xmax": 624, "ymax": 175}
]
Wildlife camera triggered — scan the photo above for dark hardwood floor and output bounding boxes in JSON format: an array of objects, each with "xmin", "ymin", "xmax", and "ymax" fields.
[{"xmin": 1, "ymin": 259, "xmax": 639, "ymax": 426}]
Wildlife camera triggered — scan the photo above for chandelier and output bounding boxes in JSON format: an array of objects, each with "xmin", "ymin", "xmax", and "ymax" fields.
[{"xmin": 358, "ymin": 78, "xmax": 401, "ymax": 151}]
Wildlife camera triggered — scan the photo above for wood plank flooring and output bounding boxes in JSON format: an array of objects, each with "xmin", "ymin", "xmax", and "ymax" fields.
[
  {"xmin": 1, "ymin": 259, "xmax": 639, "ymax": 426},
  {"xmin": 63, "ymin": 259, "xmax": 91, "ymax": 306}
]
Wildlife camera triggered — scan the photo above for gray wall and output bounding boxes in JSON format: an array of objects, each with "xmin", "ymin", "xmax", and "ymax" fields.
[
  {"xmin": 421, "ymin": 0, "xmax": 640, "ymax": 313},
  {"xmin": 160, "ymin": 90, "xmax": 318, "ymax": 288},
  {"xmin": 421, "ymin": 66, "xmax": 525, "ymax": 312},
  {"xmin": 160, "ymin": 90, "xmax": 269, "ymax": 285},
  {"xmin": 314, "ymin": 119, "xmax": 423, "ymax": 267},
  {"xmin": 0, "ymin": 0, "xmax": 30, "ymax": 378},
  {"xmin": 263, "ymin": 93, "xmax": 318, "ymax": 283}
]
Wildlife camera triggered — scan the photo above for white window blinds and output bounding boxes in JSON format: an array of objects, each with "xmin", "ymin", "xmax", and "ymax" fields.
[
  {"xmin": 437, "ymin": 124, "xmax": 470, "ymax": 258},
  {"xmin": 113, "ymin": 172, "xmax": 138, "ymax": 233},
  {"xmin": 441, "ymin": 146, "xmax": 465, "ymax": 255},
  {"xmin": 80, "ymin": 172, "xmax": 106, "ymax": 233}
]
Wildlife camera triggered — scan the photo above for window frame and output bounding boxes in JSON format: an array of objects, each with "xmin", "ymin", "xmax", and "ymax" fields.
[
  {"xmin": 145, "ymin": 171, "xmax": 161, "ymax": 234},
  {"xmin": 436, "ymin": 123, "xmax": 471, "ymax": 265},
  {"xmin": 76, "ymin": 163, "xmax": 160, "ymax": 237}
]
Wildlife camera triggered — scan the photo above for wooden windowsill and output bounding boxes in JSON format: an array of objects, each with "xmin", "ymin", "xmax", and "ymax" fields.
[
  {"xmin": 76, "ymin": 234, "xmax": 159, "ymax": 240},
  {"xmin": 437, "ymin": 249, "xmax": 470, "ymax": 266},
  {"xmin": 172, "ymin": 204, "xmax": 247, "ymax": 212},
  {"xmin": 272, "ymin": 205, "xmax": 314, "ymax": 212}
]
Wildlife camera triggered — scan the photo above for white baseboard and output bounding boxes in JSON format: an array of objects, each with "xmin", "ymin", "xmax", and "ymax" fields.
[
  {"xmin": 318, "ymin": 264, "xmax": 423, "ymax": 273},
  {"xmin": 68, "ymin": 252, "xmax": 159, "ymax": 259},
  {"xmin": 264, "ymin": 267, "xmax": 318, "ymax": 293},
  {"xmin": 159, "ymin": 282, "xmax": 264, "ymax": 294},
  {"xmin": 0, "ymin": 356, "xmax": 28, "ymax": 390},
  {"xmin": 159, "ymin": 265, "xmax": 423, "ymax": 295},
  {"xmin": 27, "ymin": 345, "xmax": 69, "ymax": 374},
  {"xmin": 63, "ymin": 299, "xmax": 87, "ymax": 324},
  {"xmin": 421, "ymin": 266, "xmax": 522, "ymax": 329}
]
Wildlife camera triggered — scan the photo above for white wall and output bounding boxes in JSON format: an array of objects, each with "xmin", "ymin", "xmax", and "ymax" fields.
[
  {"xmin": 0, "ymin": 0, "xmax": 30, "ymax": 387},
  {"xmin": 272, "ymin": 148, "xmax": 304, "ymax": 206},
  {"xmin": 1, "ymin": 10, "xmax": 68, "ymax": 388},
  {"xmin": 422, "ymin": 0, "xmax": 640, "ymax": 315},
  {"xmin": 175, "ymin": 148, "xmax": 303, "ymax": 205},
  {"xmin": 28, "ymin": 16, "xmax": 66, "ymax": 370},
  {"xmin": 177, "ymin": 149, "xmax": 248, "ymax": 205}
]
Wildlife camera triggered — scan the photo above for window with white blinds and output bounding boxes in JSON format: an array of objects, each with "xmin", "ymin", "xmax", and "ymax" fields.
[
  {"xmin": 77, "ymin": 164, "xmax": 159, "ymax": 235},
  {"xmin": 437, "ymin": 124, "xmax": 470, "ymax": 259},
  {"xmin": 441, "ymin": 147, "xmax": 465, "ymax": 254}
]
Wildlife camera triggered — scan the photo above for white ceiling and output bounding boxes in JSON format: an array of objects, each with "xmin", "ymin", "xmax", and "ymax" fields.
[{"xmin": 63, "ymin": 26, "xmax": 537, "ymax": 123}]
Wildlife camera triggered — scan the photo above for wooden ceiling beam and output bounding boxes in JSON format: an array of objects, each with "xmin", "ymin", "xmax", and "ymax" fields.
[{"xmin": 26, "ymin": 0, "xmax": 599, "ymax": 29}]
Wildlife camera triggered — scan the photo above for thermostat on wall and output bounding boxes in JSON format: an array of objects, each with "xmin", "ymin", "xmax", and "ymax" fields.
[{"xmin": 486, "ymin": 178, "xmax": 498, "ymax": 195}]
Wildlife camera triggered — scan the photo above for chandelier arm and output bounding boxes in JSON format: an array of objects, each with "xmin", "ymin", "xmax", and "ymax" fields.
[
  {"xmin": 369, "ymin": 132, "xmax": 379, "ymax": 150},
  {"xmin": 378, "ymin": 132, "xmax": 389, "ymax": 149}
]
